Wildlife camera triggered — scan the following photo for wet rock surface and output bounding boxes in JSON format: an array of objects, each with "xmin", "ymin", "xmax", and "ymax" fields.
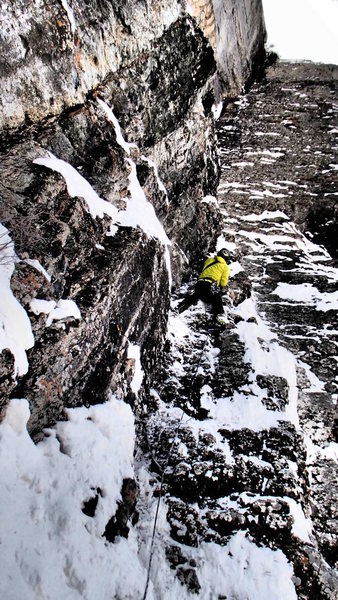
[{"xmin": 143, "ymin": 63, "xmax": 337, "ymax": 598}]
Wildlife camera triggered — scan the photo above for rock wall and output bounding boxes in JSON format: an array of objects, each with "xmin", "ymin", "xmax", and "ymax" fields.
[
  {"xmin": 147, "ymin": 62, "xmax": 337, "ymax": 598},
  {"xmin": 213, "ymin": 0, "xmax": 266, "ymax": 94},
  {"xmin": 0, "ymin": 1, "xmax": 266, "ymax": 436}
]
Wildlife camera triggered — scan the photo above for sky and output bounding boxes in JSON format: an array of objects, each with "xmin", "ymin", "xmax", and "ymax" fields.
[{"xmin": 262, "ymin": 0, "xmax": 338, "ymax": 64}]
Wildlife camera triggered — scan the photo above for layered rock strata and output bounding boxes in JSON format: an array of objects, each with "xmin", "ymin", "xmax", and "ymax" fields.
[{"xmin": 0, "ymin": 1, "xmax": 265, "ymax": 438}]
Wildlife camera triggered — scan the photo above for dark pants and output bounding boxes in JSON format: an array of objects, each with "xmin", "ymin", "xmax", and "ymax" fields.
[{"xmin": 178, "ymin": 280, "xmax": 224, "ymax": 316}]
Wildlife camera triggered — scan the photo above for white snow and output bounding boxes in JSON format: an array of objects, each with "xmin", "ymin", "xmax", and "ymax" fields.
[
  {"xmin": 319, "ymin": 442, "xmax": 338, "ymax": 462},
  {"xmin": 97, "ymin": 99, "xmax": 137, "ymax": 156},
  {"xmin": 127, "ymin": 343, "xmax": 144, "ymax": 396},
  {"xmin": 218, "ymin": 181, "xmax": 248, "ymax": 190},
  {"xmin": 45, "ymin": 299, "xmax": 81, "ymax": 326},
  {"xmin": 197, "ymin": 532, "xmax": 297, "ymax": 600},
  {"xmin": 30, "ymin": 298, "xmax": 57, "ymax": 316},
  {"xmin": 123, "ymin": 158, "xmax": 172, "ymax": 286},
  {"xmin": 61, "ymin": 0, "xmax": 76, "ymax": 34},
  {"xmin": 212, "ymin": 101, "xmax": 223, "ymax": 120},
  {"xmin": 285, "ymin": 498, "xmax": 313, "ymax": 543},
  {"xmin": 0, "ymin": 396, "xmax": 146, "ymax": 600},
  {"xmin": 122, "ymin": 159, "xmax": 170, "ymax": 248},
  {"xmin": 34, "ymin": 149, "xmax": 172, "ymax": 286},
  {"xmin": 30, "ymin": 298, "xmax": 81, "ymax": 326},
  {"xmin": 201, "ymin": 389, "xmax": 286, "ymax": 431},
  {"xmin": 4, "ymin": 398, "xmax": 30, "ymax": 434},
  {"xmin": 234, "ymin": 298, "xmax": 300, "ymax": 427},
  {"xmin": 202, "ymin": 194, "xmax": 218, "ymax": 205},
  {"xmin": 24, "ymin": 258, "xmax": 52, "ymax": 282},
  {"xmin": 231, "ymin": 161, "xmax": 254, "ymax": 167},
  {"xmin": 216, "ymin": 234, "xmax": 237, "ymax": 253},
  {"xmin": 272, "ymin": 282, "xmax": 338, "ymax": 312},
  {"xmin": 236, "ymin": 226, "xmax": 331, "ymax": 259},
  {"xmin": 34, "ymin": 152, "xmax": 119, "ymax": 221},
  {"xmin": 0, "ymin": 224, "xmax": 34, "ymax": 377},
  {"xmin": 230, "ymin": 261, "xmax": 244, "ymax": 276},
  {"xmin": 245, "ymin": 149, "xmax": 285, "ymax": 158},
  {"xmin": 34, "ymin": 101, "xmax": 173, "ymax": 288},
  {"xmin": 242, "ymin": 210, "xmax": 289, "ymax": 222},
  {"xmin": 141, "ymin": 155, "xmax": 169, "ymax": 201}
]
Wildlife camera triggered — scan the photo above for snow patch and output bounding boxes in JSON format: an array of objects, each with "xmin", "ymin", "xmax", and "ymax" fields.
[
  {"xmin": 242, "ymin": 210, "xmax": 289, "ymax": 222},
  {"xmin": 33, "ymin": 152, "xmax": 119, "ymax": 221},
  {"xmin": 272, "ymin": 282, "xmax": 338, "ymax": 312},
  {"xmin": 202, "ymin": 194, "xmax": 218, "ymax": 205},
  {"xmin": 24, "ymin": 258, "xmax": 52, "ymax": 282},
  {"xmin": 4, "ymin": 398, "xmax": 30, "ymax": 433},
  {"xmin": 127, "ymin": 343, "xmax": 144, "ymax": 396},
  {"xmin": 0, "ymin": 397, "xmax": 143, "ymax": 600},
  {"xmin": 198, "ymin": 532, "xmax": 297, "ymax": 600},
  {"xmin": 0, "ymin": 224, "xmax": 34, "ymax": 377},
  {"xmin": 61, "ymin": 0, "xmax": 76, "ymax": 33},
  {"xmin": 212, "ymin": 101, "xmax": 223, "ymax": 120},
  {"xmin": 34, "ymin": 148, "xmax": 172, "ymax": 286},
  {"xmin": 30, "ymin": 298, "xmax": 81, "ymax": 326}
]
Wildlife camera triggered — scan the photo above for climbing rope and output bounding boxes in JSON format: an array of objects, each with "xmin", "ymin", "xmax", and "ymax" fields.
[{"xmin": 142, "ymin": 325, "xmax": 210, "ymax": 600}]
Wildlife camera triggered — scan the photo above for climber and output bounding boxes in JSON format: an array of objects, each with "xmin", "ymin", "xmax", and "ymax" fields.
[{"xmin": 177, "ymin": 248, "xmax": 231, "ymax": 319}]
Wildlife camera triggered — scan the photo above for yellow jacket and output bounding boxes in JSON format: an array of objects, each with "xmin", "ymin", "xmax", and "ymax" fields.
[{"xmin": 198, "ymin": 255, "xmax": 230, "ymax": 288}]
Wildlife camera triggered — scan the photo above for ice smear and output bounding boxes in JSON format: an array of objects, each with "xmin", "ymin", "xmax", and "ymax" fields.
[
  {"xmin": 127, "ymin": 343, "xmax": 144, "ymax": 396},
  {"xmin": 0, "ymin": 224, "xmax": 34, "ymax": 377},
  {"xmin": 0, "ymin": 397, "xmax": 145, "ymax": 600}
]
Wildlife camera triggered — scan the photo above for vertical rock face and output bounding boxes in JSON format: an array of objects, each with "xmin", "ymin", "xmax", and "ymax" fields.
[
  {"xmin": 187, "ymin": 0, "xmax": 217, "ymax": 49},
  {"xmin": 149, "ymin": 62, "xmax": 337, "ymax": 598},
  {"xmin": 0, "ymin": 0, "xmax": 183, "ymax": 130},
  {"xmin": 187, "ymin": 0, "xmax": 266, "ymax": 95},
  {"xmin": 0, "ymin": 2, "xmax": 265, "ymax": 433},
  {"xmin": 213, "ymin": 0, "xmax": 266, "ymax": 94},
  {"xmin": 1, "ymin": 1, "xmax": 337, "ymax": 599}
]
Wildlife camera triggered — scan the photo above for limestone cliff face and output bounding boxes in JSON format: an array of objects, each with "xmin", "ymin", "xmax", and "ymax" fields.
[
  {"xmin": 0, "ymin": 0, "xmax": 182, "ymax": 131},
  {"xmin": 213, "ymin": 0, "xmax": 266, "ymax": 94},
  {"xmin": 0, "ymin": 1, "xmax": 266, "ymax": 435}
]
